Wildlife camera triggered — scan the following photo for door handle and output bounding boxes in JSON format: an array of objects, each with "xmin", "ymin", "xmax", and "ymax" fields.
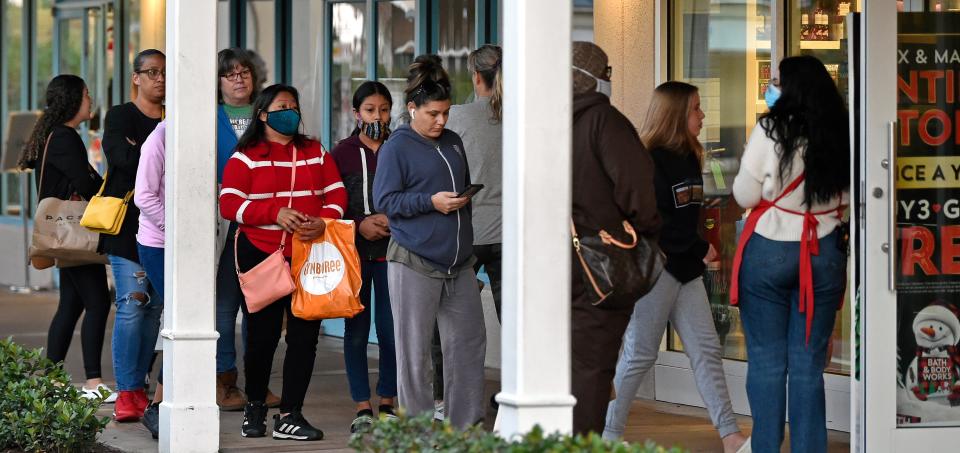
[{"xmin": 881, "ymin": 121, "xmax": 896, "ymax": 293}]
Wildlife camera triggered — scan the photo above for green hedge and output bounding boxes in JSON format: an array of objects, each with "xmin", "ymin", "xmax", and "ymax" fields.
[
  {"xmin": 0, "ymin": 339, "xmax": 110, "ymax": 452},
  {"xmin": 349, "ymin": 412, "xmax": 688, "ymax": 453}
]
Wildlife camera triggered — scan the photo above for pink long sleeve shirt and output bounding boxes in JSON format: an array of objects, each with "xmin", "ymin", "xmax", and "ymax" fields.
[{"xmin": 134, "ymin": 120, "xmax": 166, "ymax": 248}]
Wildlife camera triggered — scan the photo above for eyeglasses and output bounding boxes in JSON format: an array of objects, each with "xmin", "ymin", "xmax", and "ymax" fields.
[
  {"xmin": 770, "ymin": 77, "xmax": 780, "ymax": 87},
  {"xmin": 221, "ymin": 69, "xmax": 252, "ymax": 81},
  {"xmin": 603, "ymin": 66, "xmax": 613, "ymax": 79},
  {"xmin": 136, "ymin": 69, "xmax": 166, "ymax": 80}
]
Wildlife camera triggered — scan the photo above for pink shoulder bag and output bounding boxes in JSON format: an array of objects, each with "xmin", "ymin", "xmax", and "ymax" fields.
[{"xmin": 234, "ymin": 147, "xmax": 298, "ymax": 313}]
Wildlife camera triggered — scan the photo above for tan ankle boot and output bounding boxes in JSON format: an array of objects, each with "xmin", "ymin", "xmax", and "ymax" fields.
[
  {"xmin": 265, "ymin": 388, "xmax": 281, "ymax": 408},
  {"xmin": 217, "ymin": 371, "xmax": 246, "ymax": 411}
]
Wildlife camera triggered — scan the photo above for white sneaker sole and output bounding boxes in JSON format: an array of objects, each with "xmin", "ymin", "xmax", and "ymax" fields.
[{"xmin": 272, "ymin": 431, "xmax": 320, "ymax": 441}]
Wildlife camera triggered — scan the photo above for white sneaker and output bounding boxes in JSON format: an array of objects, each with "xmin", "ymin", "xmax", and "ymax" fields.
[
  {"xmin": 81, "ymin": 383, "xmax": 118, "ymax": 403},
  {"xmin": 433, "ymin": 400, "xmax": 445, "ymax": 421},
  {"xmin": 736, "ymin": 437, "xmax": 752, "ymax": 453}
]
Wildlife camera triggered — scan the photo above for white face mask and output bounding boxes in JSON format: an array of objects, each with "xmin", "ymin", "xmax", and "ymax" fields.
[{"xmin": 573, "ymin": 65, "xmax": 612, "ymax": 97}]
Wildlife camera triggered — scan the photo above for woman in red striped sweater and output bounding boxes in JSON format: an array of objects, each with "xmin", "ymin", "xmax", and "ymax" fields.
[{"xmin": 219, "ymin": 84, "xmax": 347, "ymax": 442}]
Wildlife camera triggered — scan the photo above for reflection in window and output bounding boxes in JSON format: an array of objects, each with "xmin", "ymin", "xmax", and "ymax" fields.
[
  {"xmin": 246, "ymin": 0, "xmax": 276, "ymax": 86},
  {"xmin": 330, "ymin": 2, "xmax": 366, "ymax": 143},
  {"xmin": 378, "ymin": 1, "xmax": 416, "ymax": 124},
  {"xmin": 292, "ymin": 0, "xmax": 326, "ymax": 137},
  {"xmin": 437, "ymin": 0, "xmax": 476, "ymax": 104}
]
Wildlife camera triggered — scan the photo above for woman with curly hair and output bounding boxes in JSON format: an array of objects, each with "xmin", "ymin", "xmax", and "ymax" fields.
[{"xmin": 19, "ymin": 74, "xmax": 114, "ymax": 403}]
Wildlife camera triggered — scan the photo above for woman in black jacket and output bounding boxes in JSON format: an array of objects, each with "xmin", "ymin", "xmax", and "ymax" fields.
[
  {"xmin": 101, "ymin": 49, "xmax": 165, "ymax": 422},
  {"xmin": 19, "ymin": 74, "xmax": 113, "ymax": 403}
]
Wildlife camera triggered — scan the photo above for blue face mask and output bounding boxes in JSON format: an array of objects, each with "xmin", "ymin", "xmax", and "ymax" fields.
[
  {"xmin": 765, "ymin": 84, "xmax": 781, "ymax": 109},
  {"xmin": 265, "ymin": 108, "xmax": 301, "ymax": 136}
]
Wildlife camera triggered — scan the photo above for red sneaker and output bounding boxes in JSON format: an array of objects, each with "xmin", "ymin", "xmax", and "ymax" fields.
[
  {"xmin": 114, "ymin": 391, "xmax": 143, "ymax": 422},
  {"xmin": 133, "ymin": 388, "xmax": 149, "ymax": 413}
]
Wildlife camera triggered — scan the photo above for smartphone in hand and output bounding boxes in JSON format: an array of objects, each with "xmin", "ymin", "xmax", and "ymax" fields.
[{"xmin": 457, "ymin": 184, "xmax": 484, "ymax": 198}]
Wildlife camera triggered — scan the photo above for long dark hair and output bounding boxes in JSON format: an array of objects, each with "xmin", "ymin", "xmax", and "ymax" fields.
[
  {"xmin": 350, "ymin": 81, "xmax": 393, "ymax": 136},
  {"xmin": 19, "ymin": 75, "xmax": 87, "ymax": 169},
  {"xmin": 236, "ymin": 84, "xmax": 309, "ymax": 153},
  {"xmin": 760, "ymin": 55, "xmax": 849, "ymax": 206},
  {"xmin": 404, "ymin": 55, "xmax": 451, "ymax": 107}
]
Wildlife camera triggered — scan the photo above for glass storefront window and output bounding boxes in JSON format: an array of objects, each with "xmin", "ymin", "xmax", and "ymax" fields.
[
  {"xmin": 3, "ymin": 0, "xmax": 23, "ymax": 115},
  {"xmin": 124, "ymin": 0, "xmax": 165, "ymax": 100},
  {"xmin": 246, "ymin": 0, "xmax": 276, "ymax": 86},
  {"xmin": 437, "ymin": 0, "xmax": 475, "ymax": 104},
  {"xmin": 291, "ymin": 0, "xmax": 325, "ymax": 137},
  {"xmin": 377, "ymin": 0, "xmax": 416, "ymax": 124},
  {"xmin": 35, "ymin": 0, "xmax": 53, "ymax": 107},
  {"xmin": 669, "ymin": 0, "xmax": 857, "ymax": 376},
  {"xmin": 330, "ymin": 1, "xmax": 366, "ymax": 143},
  {"xmin": 668, "ymin": 0, "xmax": 773, "ymax": 363},
  {"xmin": 788, "ymin": 1, "xmax": 862, "ymax": 105}
]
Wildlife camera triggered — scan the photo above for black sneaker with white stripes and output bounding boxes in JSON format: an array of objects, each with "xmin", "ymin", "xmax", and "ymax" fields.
[
  {"xmin": 273, "ymin": 412, "xmax": 324, "ymax": 441},
  {"xmin": 241, "ymin": 402, "xmax": 268, "ymax": 438}
]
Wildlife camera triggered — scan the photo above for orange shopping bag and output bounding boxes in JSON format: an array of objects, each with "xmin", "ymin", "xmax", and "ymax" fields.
[{"xmin": 291, "ymin": 218, "xmax": 364, "ymax": 320}]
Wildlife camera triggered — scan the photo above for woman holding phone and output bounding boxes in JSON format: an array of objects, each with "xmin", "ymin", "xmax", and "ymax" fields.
[{"xmin": 373, "ymin": 54, "xmax": 486, "ymax": 429}]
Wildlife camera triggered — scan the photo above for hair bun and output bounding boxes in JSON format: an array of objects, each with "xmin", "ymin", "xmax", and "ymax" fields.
[{"xmin": 409, "ymin": 55, "xmax": 449, "ymax": 86}]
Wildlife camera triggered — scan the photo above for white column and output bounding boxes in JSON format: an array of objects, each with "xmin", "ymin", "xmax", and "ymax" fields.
[
  {"xmin": 160, "ymin": 1, "xmax": 219, "ymax": 452},
  {"xmin": 497, "ymin": 0, "xmax": 575, "ymax": 437}
]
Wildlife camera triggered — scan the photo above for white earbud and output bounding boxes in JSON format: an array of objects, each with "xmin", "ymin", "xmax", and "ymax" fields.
[{"xmin": 409, "ymin": 109, "xmax": 416, "ymax": 120}]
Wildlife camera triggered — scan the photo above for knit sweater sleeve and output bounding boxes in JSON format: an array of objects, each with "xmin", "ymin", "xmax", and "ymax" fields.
[
  {"xmin": 134, "ymin": 123, "xmax": 166, "ymax": 231},
  {"xmin": 733, "ymin": 124, "xmax": 770, "ymax": 209},
  {"xmin": 317, "ymin": 149, "xmax": 347, "ymax": 219},
  {"xmin": 219, "ymin": 152, "xmax": 281, "ymax": 226}
]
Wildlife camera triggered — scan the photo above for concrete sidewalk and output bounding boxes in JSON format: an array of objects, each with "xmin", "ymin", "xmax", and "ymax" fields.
[{"xmin": 1, "ymin": 287, "xmax": 850, "ymax": 452}]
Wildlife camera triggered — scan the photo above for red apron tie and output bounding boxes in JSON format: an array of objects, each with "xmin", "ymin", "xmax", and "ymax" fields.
[{"xmin": 730, "ymin": 173, "xmax": 843, "ymax": 345}]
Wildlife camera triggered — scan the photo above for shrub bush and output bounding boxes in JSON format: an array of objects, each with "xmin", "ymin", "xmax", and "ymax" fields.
[
  {"xmin": 348, "ymin": 412, "xmax": 688, "ymax": 453},
  {"xmin": 0, "ymin": 338, "xmax": 110, "ymax": 452}
]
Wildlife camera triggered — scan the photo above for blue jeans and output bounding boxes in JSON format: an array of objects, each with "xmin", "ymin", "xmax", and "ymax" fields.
[
  {"xmin": 137, "ymin": 243, "xmax": 165, "ymax": 386},
  {"xmin": 215, "ymin": 222, "xmax": 247, "ymax": 374},
  {"xmin": 109, "ymin": 254, "xmax": 163, "ymax": 391},
  {"xmin": 738, "ymin": 231, "xmax": 846, "ymax": 453},
  {"xmin": 343, "ymin": 260, "xmax": 397, "ymax": 402}
]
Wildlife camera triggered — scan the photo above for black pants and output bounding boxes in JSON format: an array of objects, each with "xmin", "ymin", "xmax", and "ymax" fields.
[
  {"xmin": 432, "ymin": 243, "xmax": 502, "ymax": 400},
  {"xmin": 570, "ymin": 267, "xmax": 635, "ymax": 435},
  {"xmin": 48, "ymin": 264, "xmax": 111, "ymax": 379},
  {"xmin": 236, "ymin": 232, "xmax": 322, "ymax": 413}
]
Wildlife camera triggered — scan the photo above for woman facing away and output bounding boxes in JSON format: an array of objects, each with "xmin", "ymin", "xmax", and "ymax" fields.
[
  {"xmin": 372, "ymin": 54, "xmax": 487, "ymax": 429},
  {"xmin": 331, "ymin": 80, "xmax": 398, "ymax": 433},
  {"xmin": 602, "ymin": 81, "xmax": 748, "ymax": 453},
  {"xmin": 19, "ymin": 74, "xmax": 114, "ymax": 404},
  {"xmin": 219, "ymin": 83, "xmax": 347, "ymax": 442},
  {"xmin": 732, "ymin": 55, "xmax": 849, "ymax": 453}
]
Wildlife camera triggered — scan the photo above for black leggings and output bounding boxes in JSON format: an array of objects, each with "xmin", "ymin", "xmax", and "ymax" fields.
[
  {"xmin": 47, "ymin": 264, "xmax": 111, "ymax": 380},
  {"xmin": 236, "ymin": 232, "xmax": 322, "ymax": 413}
]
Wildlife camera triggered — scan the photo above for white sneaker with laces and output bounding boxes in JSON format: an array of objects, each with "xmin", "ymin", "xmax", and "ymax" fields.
[
  {"xmin": 81, "ymin": 383, "xmax": 118, "ymax": 403},
  {"xmin": 433, "ymin": 400, "xmax": 445, "ymax": 421}
]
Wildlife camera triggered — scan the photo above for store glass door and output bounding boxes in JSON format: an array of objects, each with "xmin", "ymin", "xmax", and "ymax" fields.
[{"xmin": 861, "ymin": 1, "xmax": 960, "ymax": 451}]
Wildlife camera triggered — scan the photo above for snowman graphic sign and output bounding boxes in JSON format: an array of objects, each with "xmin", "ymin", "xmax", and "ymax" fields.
[{"xmin": 904, "ymin": 303, "xmax": 960, "ymax": 405}]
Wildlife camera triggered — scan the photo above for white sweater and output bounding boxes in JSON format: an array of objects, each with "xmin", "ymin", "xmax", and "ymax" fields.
[{"xmin": 732, "ymin": 122, "xmax": 848, "ymax": 241}]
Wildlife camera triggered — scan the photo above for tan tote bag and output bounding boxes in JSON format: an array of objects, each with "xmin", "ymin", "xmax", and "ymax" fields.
[{"xmin": 28, "ymin": 133, "xmax": 108, "ymax": 269}]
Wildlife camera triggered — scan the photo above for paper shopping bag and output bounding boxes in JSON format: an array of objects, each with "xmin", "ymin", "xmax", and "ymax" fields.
[{"xmin": 291, "ymin": 218, "xmax": 363, "ymax": 320}]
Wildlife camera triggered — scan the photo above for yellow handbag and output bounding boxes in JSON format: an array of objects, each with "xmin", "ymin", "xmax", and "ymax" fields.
[{"xmin": 80, "ymin": 173, "xmax": 133, "ymax": 235}]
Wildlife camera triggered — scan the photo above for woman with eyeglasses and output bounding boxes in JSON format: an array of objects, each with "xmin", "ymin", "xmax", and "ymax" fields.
[
  {"xmin": 212, "ymin": 47, "xmax": 282, "ymax": 413},
  {"xmin": 102, "ymin": 49, "xmax": 165, "ymax": 423}
]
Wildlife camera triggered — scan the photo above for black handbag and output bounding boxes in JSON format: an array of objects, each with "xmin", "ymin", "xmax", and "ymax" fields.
[{"xmin": 571, "ymin": 219, "xmax": 664, "ymax": 309}]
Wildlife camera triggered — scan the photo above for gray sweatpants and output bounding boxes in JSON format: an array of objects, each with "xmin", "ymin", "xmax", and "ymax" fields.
[
  {"xmin": 388, "ymin": 261, "xmax": 487, "ymax": 428},
  {"xmin": 603, "ymin": 272, "xmax": 739, "ymax": 440}
]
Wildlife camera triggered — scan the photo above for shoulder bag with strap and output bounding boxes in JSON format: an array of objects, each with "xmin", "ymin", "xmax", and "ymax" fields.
[
  {"xmin": 234, "ymin": 147, "xmax": 298, "ymax": 313},
  {"xmin": 730, "ymin": 172, "xmax": 845, "ymax": 345},
  {"xmin": 79, "ymin": 170, "xmax": 133, "ymax": 235},
  {"xmin": 571, "ymin": 217, "xmax": 664, "ymax": 310},
  {"xmin": 29, "ymin": 132, "xmax": 108, "ymax": 269}
]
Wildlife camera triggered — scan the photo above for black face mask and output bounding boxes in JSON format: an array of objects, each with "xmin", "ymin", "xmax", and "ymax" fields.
[{"xmin": 357, "ymin": 119, "xmax": 390, "ymax": 141}]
